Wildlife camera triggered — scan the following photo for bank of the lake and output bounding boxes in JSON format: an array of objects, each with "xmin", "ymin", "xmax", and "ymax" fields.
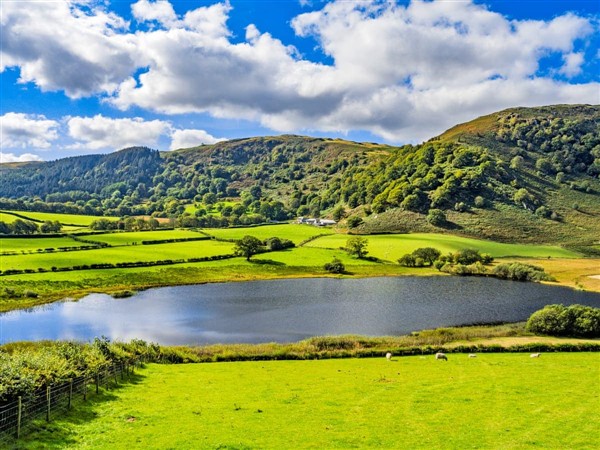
[
  {"xmin": 2, "ymin": 255, "xmax": 600, "ymax": 314},
  {"xmin": 3, "ymin": 276, "xmax": 600, "ymax": 345}
]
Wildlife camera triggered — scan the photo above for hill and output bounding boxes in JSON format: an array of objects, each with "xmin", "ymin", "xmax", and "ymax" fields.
[
  {"xmin": 353, "ymin": 104, "xmax": 600, "ymax": 246},
  {"xmin": 0, "ymin": 105, "xmax": 598, "ymax": 245}
]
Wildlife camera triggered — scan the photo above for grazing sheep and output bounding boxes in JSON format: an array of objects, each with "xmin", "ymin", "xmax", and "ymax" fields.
[
  {"xmin": 468, "ymin": 354, "xmax": 477, "ymax": 358},
  {"xmin": 530, "ymin": 353, "xmax": 541, "ymax": 358},
  {"xmin": 386, "ymin": 352, "xmax": 392, "ymax": 361},
  {"xmin": 435, "ymin": 352, "xmax": 448, "ymax": 361}
]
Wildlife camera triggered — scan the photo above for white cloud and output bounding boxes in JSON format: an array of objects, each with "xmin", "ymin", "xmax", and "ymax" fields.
[
  {"xmin": 0, "ymin": 152, "xmax": 43, "ymax": 163},
  {"xmin": 2, "ymin": 0, "xmax": 598, "ymax": 142},
  {"xmin": 0, "ymin": 0, "xmax": 137, "ymax": 97},
  {"xmin": 132, "ymin": 0, "xmax": 178, "ymax": 27},
  {"xmin": 67, "ymin": 115, "xmax": 170, "ymax": 150},
  {"xmin": 0, "ymin": 113, "xmax": 59, "ymax": 149},
  {"xmin": 560, "ymin": 52, "xmax": 585, "ymax": 77},
  {"xmin": 169, "ymin": 129, "xmax": 226, "ymax": 150}
]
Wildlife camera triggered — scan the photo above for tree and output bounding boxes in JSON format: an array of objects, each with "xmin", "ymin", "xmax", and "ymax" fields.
[
  {"xmin": 412, "ymin": 247, "xmax": 441, "ymax": 266},
  {"xmin": 324, "ymin": 258, "xmax": 345, "ymax": 274},
  {"xmin": 332, "ymin": 205, "xmax": 346, "ymax": 222},
  {"xmin": 345, "ymin": 237, "xmax": 368, "ymax": 259},
  {"xmin": 233, "ymin": 235, "xmax": 264, "ymax": 261},
  {"xmin": 426, "ymin": 209, "xmax": 446, "ymax": 226},
  {"xmin": 346, "ymin": 216, "xmax": 363, "ymax": 228},
  {"xmin": 202, "ymin": 192, "xmax": 217, "ymax": 207}
]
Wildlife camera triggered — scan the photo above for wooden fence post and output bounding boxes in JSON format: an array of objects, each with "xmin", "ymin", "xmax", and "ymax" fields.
[
  {"xmin": 68, "ymin": 379, "xmax": 73, "ymax": 409},
  {"xmin": 83, "ymin": 378, "xmax": 88, "ymax": 401},
  {"xmin": 46, "ymin": 386, "xmax": 51, "ymax": 422},
  {"xmin": 16, "ymin": 396, "xmax": 22, "ymax": 439}
]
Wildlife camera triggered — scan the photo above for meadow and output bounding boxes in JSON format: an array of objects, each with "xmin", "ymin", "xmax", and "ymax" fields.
[
  {"xmin": 83, "ymin": 229, "xmax": 205, "ymax": 246},
  {"xmin": 0, "ymin": 240, "xmax": 235, "ymax": 271},
  {"xmin": 0, "ymin": 236, "xmax": 90, "ymax": 252},
  {"xmin": 14, "ymin": 354, "xmax": 600, "ymax": 449},
  {"xmin": 204, "ymin": 223, "xmax": 332, "ymax": 243},
  {"xmin": 306, "ymin": 232, "xmax": 580, "ymax": 260},
  {"xmin": 0, "ymin": 210, "xmax": 118, "ymax": 226}
]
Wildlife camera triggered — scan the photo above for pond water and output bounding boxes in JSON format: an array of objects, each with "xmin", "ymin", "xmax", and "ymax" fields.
[{"xmin": 1, "ymin": 277, "xmax": 599, "ymax": 345}]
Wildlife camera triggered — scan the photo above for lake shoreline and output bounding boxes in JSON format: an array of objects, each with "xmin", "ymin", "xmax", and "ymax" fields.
[{"xmin": 3, "ymin": 257, "xmax": 600, "ymax": 314}]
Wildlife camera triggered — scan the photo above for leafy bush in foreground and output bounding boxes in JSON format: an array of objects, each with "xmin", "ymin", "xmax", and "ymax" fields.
[{"xmin": 526, "ymin": 304, "xmax": 600, "ymax": 338}]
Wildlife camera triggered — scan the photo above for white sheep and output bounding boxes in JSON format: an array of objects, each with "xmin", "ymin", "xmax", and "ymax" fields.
[
  {"xmin": 435, "ymin": 352, "xmax": 448, "ymax": 361},
  {"xmin": 386, "ymin": 352, "xmax": 392, "ymax": 361},
  {"xmin": 530, "ymin": 353, "xmax": 541, "ymax": 358},
  {"xmin": 468, "ymin": 354, "xmax": 477, "ymax": 358}
]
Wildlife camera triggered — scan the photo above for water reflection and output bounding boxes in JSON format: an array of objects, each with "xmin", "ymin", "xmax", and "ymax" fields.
[{"xmin": 1, "ymin": 277, "xmax": 599, "ymax": 345}]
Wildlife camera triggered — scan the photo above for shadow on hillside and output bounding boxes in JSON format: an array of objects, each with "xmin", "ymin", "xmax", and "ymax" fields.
[{"xmin": 7, "ymin": 372, "xmax": 147, "ymax": 449}]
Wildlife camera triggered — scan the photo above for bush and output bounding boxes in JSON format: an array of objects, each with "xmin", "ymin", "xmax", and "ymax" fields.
[
  {"xmin": 426, "ymin": 209, "xmax": 446, "ymax": 226},
  {"xmin": 324, "ymin": 258, "xmax": 345, "ymax": 274},
  {"xmin": 526, "ymin": 304, "xmax": 600, "ymax": 337},
  {"xmin": 492, "ymin": 262, "xmax": 553, "ymax": 282},
  {"xmin": 346, "ymin": 216, "xmax": 363, "ymax": 228}
]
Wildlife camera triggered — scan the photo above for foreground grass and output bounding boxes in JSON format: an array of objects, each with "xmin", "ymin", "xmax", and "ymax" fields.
[{"xmin": 14, "ymin": 354, "xmax": 600, "ymax": 449}]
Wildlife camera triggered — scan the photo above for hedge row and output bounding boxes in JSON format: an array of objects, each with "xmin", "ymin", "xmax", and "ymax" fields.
[
  {"xmin": 141, "ymin": 236, "xmax": 210, "ymax": 245},
  {"xmin": 0, "ymin": 254, "xmax": 237, "ymax": 276}
]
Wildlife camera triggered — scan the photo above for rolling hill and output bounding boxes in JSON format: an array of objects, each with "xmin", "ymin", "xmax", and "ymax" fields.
[{"xmin": 0, "ymin": 105, "xmax": 598, "ymax": 246}]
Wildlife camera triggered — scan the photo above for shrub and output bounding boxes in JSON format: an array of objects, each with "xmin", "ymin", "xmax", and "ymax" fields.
[
  {"xmin": 346, "ymin": 216, "xmax": 363, "ymax": 228},
  {"xmin": 324, "ymin": 258, "xmax": 345, "ymax": 274},
  {"xmin": 526, "ymin": 304, "xmax": 600, "ymax": 337},
  {"xmin": 492, "ymin": 262, "xmax": 553, "ymax": 282},
  {"xmin": 426, "ymin": 209, "xmax": 447, "ymax": 226}
]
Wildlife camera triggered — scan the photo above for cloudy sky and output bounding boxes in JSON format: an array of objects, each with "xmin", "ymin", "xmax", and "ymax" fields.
[{"xmin": 1, "ymin": 0, "xmax": 599, "ymax": 162}]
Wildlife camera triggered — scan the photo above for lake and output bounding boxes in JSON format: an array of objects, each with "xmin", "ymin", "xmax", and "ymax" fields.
[{"xmin": 1, "ymin": 277, "xmax": 599, "ymax": 345}]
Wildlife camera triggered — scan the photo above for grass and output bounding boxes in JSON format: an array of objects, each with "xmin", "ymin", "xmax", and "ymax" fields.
[
  {"xmin": 83, "ymin": 230, "xmax": 205, "ymax": 246},
  {"xmin": 0, "ymin": 240, "xmax": 235, "ymax": 271},
  {"xmin": 0, "ymin": 210, "xmax": 118, "ymax": 226},
  {"xmin": 13, "ymin": 354, "xmax": 600, "ymax": 449},
  {"xmin": 0, "ymin": 236, "xmax": 89, "ymax": 253},
  {"xmin": 205, "ymin": 223, "xmax": 333, "ymax": 244},
  {"xmin": 306, "ymin": 232, "xmax": 580, "ymax": 261}
]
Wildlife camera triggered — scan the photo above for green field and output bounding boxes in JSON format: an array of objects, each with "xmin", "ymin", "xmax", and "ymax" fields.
[
  {"xmin": 17, "ymin": 354, "xmax": 600, "ymax": 449},
  {"xmin": 205, "ymin": 223, "xmax": 332, "ymax": 244},
  {"xmin": 0, "ymin": 236, "xmax": 90, "ymax": 253},
  {"xmin": 1, "ymin": 240, "xmax": 235, "ymax": 271},
  {"xmin": 0, "ymin": 210, "xmax": 118, "ymax": 226},
  {"xmin": 306, "ymin": 233, "xmax": 580, "ymax": 260},
  {"xmin": 84, "ymin": 230, "xmax": 205, "ymax": 246}
]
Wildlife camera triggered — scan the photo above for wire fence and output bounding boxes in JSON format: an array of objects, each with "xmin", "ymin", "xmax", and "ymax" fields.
[{"xmin": 0, "ymin": 359, "xmax": 141, "ymax": 444}]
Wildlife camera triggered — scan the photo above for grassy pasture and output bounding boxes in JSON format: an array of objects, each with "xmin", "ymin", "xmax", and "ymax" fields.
[
  {"xmin": 1, "ymin": 240, "xmax": 235, "ymax": 271},
  {"xmin": 0, "ymin": 210, "xmax": 118, "ymax": 226},
  {"xmin": 205, "ymin": 223, "xmax": 333, "ymax": 244},
  {"xmin": 84, "ymin": 230, "xmax": 204, "ymax": 246},
  {"xmin": 252, "ymin": 246, "xmax": 379, "ymax": 267},
  {"xmin": 17, "ymin": 354, "xmax": 600, "ymax": 449},
  {"xmin": 0, "ymin": 237, "xmax": 89, "ymax": 253},
  {"xmin": 307, "ymin": 233, "xmax": 580, "ymax": 260}
]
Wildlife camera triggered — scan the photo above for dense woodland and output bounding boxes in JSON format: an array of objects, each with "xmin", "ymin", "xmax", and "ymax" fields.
[{"xmin": 1, "ymin": 105, "xmax": 598, "ymax": 238}]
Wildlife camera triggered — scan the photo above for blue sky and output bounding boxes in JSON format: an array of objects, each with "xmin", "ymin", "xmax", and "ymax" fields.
[{"xmin": 1, "ymin": 0, "xmax": 599, "ymax": 162}]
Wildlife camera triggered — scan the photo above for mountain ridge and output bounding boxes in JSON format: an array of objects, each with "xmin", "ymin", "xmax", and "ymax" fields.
[{"xmin": 1, "ymin": 105, "xmax": 599, "ymax": 245}]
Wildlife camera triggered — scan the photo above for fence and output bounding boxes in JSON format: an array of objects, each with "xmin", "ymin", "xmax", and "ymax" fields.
[{"xmin": 0, "ymin": 359, "xmax": 140, "ymax": 444}]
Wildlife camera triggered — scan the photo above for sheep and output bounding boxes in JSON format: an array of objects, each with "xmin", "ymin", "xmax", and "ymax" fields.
[
  {"xmin": 386, "ymin": 352, "xmax": 392, "ymax": 361},
  {"xmin": 468, "ymin": 354, "xmax": 477, "ymax": 358},
  {"xmin": 530, "ymin": 353, "xmax": 541, "ymax": 358},
  {"xmin": 435, "ymin": 352, "xmax": 448, "ymax": 361}
]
